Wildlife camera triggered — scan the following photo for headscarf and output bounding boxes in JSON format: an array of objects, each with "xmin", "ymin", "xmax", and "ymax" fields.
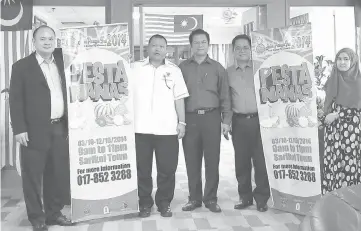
[{"xmin": 323, "ymin": 48, "xmax": 361, "ymax": 114}]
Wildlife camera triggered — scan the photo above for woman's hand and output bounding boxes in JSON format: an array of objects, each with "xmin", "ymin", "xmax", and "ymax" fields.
[{"xmin": 324, "ymin": 112, "xmax": 339, "ymax": 125}]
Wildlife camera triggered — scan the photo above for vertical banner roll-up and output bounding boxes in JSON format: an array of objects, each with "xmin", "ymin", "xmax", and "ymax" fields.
[
  {"xmin": 60, "ymin": 23, "xmax": 138, "ymax": 222},
  {"xmin": 251, "ymin": 23, "xmax": 322, "ymax": 215}
]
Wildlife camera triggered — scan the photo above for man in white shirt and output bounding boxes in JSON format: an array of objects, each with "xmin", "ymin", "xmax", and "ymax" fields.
[
  {"xmin": 9, "ymin": 25, "xmax": 71, "ymax": 231},
  {"xmin": 133, "ymin": 34, "xmax": 189, "ymax": 218}
]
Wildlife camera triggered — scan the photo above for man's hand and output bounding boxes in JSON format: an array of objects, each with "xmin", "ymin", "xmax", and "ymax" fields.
[
  {"xmin": 222, "ymin": 123, "xmax": 231, "ymax": 140},
  {"xmin": 325, "ymin": 112, "xmax": 339, "ymax": 125},
  {"xmin": 15, "ymin": 132, "xmax": 29, "ymax": 146},
  {"xmin": 177, "ymin": 123, "xmax": 186, "ymax": 139}
]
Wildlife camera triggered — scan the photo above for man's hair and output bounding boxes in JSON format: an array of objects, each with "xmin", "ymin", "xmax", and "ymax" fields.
[
  {"xmin": 189, "ymin": 29, "xmax": 210, "ymax": 44},
  {"xmin": 148, "ymin": 34, "xmax": 167, "ymax": 45},
  {"xmin": 232, "ymin": 34, "xmax": 252, "ymax": 49},
  {"xmin": 33, "ymin": 25, "xmax": 56, "ymax": 38}
]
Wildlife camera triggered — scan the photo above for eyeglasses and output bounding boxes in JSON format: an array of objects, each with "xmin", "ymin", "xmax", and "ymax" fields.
[
  {"xmin": 192, "ymin": 41, "xmax": 208, "ymax": 46},
  {"xmin": 235, "ymin": 46, "xmax": 251, "ymax": 51}
]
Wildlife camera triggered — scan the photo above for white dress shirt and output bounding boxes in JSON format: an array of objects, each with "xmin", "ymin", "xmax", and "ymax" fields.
[
  {"xmin": 35, "ymin": 52, "xmax": 64, "ymax": 119},
  {"xmin": 133, "ymin": 58, "xmax": 189, "ymax": 135}
]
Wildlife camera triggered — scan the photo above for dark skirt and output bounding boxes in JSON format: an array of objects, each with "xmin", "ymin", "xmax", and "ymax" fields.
[{"xmin": 321, "ymin": 103, "xmax": 361, "ymax": 195}]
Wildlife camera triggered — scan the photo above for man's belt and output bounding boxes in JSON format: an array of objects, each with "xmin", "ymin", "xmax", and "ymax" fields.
[
  {"xmin": 50, "ymin": 117, "xmax": 64, "ymax": 124},
  {"xmin": 188, "ymin": 108, "xmax": 217, "ymax": 115},
  {"xmin": 233, "ymin": 112, "xmax": 258, "ymax": 119}
]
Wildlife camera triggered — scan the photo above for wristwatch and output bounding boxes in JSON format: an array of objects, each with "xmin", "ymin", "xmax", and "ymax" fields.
[{"xmin": 179, "ymin": 121, "xmax": 186, "ymax": 126}]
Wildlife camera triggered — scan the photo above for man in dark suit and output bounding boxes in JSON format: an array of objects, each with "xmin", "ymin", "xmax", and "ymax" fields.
[{"xmin": 9, "ymin": 25, "xmax": 72, "ymax": 231}]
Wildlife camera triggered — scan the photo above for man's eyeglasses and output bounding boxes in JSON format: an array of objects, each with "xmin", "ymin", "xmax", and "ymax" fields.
[
  {"xmin": 235, "ymin": 46, "xmax": 251, "ymax": 51},
  {"xmin": 192, "ymin": 41, "xmax": 208, "ymax": 46}
]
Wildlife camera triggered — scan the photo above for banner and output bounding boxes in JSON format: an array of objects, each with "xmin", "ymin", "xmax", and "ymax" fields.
[
  {"xmin": 251, "ymin": 23, "xmax": 321, "ymax": 215},
  {"xmin": 60, "ymin": 23, "xmax": 138, "ymax": 222}
]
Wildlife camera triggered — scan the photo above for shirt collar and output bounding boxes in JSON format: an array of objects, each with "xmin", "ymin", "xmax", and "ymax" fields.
[
  {"xmin": 35, "ymin": 52, "xmax": 55, "ymax": 65},
  {"xmin": 142, "ymin": 57, "xmax": 168, "ymax": 66},
  {"xmin": 189, "ymin": 55, "xmax": 212, "ymax": 64},
  {"xmin": 235, "ymin": 61, "xmax": 252, "ymax": 70}
]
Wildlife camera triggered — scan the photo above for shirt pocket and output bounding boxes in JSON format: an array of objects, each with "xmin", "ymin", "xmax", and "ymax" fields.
[
  {"xmin": 162, "ymin": 77, "xmax": 175, "ymax": 90},
  {"xmin": 202, "ymin": 72, "xmax": 218, "ymax": 92}
]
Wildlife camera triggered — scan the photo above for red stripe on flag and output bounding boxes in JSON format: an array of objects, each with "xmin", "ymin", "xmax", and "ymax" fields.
[
  {"xmin": 1, "ymin": 30, "xmax": 31, "ymax": 168},
  {"xmin": 144, "ymin": 14, "xmax": 190, "ymax": 46}
]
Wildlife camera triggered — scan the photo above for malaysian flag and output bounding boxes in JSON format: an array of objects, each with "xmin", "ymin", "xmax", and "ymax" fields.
[
  {"xmin": 0, "ymin": 30, "xmax": 33, "ymax": 169},
  {"xmin": 1, "ymin": 0, "xmax": 33, "ymax": 31},
  {"xmin": 144, "ymin": 14, "xmax": 203, "ymax": 46}
]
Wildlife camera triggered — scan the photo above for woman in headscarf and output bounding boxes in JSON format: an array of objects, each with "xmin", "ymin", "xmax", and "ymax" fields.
[{"xmin": 321, "ymin": 48, "xmax": 361, "ymax": 195}]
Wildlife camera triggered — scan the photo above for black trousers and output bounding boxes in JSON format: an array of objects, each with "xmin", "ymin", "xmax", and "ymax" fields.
[
  {"xmin": 21, "ymin": 121, "xmax": 70, "ymax": 225},
  {"xmin": 231, "ymin": 115, "xmax": 270, "ymax": 206},
  {"xmin": 135, "ymin": 133, "xmax": 179, "ymax": 208},
  {"xmin": 183, "ymin": 110, "xmax": 221, "ymax": 203}
]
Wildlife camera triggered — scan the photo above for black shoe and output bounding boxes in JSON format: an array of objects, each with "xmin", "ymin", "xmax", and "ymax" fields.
[
  {"xmin": 32, "ymin": 222, "xmax": 48, "ymax": 231},
  {"xmin": 234, "ymin": 199, "xmax": 253, "ymax": 210},
  {"xmin": 257, "ymin": 204, "xmax": 268, "ymax": 212},
  {"xmin": 204, "ymin": 201, "xmax": 222, "ymax": 213},
  {"xmin": 157, "ymin": 205, "xmax": 172, "ymax": 217},
  {"xmin": 45, "ymin": 214, "xmax": 72, "ymax": 226},
  {"xmin": 139, "ymin": 206, "xmax": 152, "ymax": 218},
  {"xmin": 182, "ymin": 201, "xmax": 202, "ymax": 211}
]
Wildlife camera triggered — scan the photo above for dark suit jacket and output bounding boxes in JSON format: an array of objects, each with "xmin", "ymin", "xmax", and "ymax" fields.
[{"xmin": 9, "ymin": 48, "xmax": 68, "ymax": 151}]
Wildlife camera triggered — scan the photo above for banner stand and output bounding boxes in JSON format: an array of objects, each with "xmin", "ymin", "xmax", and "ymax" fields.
[
  {"xmin": 251, "ymin": 23, "xmax": 322, "ymax": 215},
  {"xmin": 60, "ymin": 23, "xmax": 138, "ymax": 222}
]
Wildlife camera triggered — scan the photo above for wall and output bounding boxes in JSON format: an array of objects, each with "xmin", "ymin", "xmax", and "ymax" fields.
[
  {"xmin": 106, "ymin": 0, "xmax": 134, "ymax": 58},
  {"xmin": 33, "ymin": 7, "xmax": 63, "ymax": 37},
  {"xmin": 241, "ymin": 7, "xmax": 257, "ymax": 27},
  {"xmin": 133, "ymin": 7, "xmax": 252, "ymax": 46},
  {"xmin": 356, "ymin": 0, "xmax": 361, "ymax": 26},
  {"xmin": 132, "ymin": 0, "xmax": 360, "ymax": 29},
  {"xmin": 291, "ymin": 7, "xmax": 356, "ymax": 60},
  {"xmin": 133, "ymin": 0, "xmax": 273, "ymax": 6},
  {"xmin": 289, "ymin": 0, "xmax": 355, "ymax": 6},
  {"xmin": 34, "ymin": 0, "xmax": 106, "ymax": 6},
  {"xmin": 133, "ymin": 0, "xmax": 355, "ymax": 6},
  {"xmin": 32, "ymin": 0, "xmax": 360, "ymax": 28}
]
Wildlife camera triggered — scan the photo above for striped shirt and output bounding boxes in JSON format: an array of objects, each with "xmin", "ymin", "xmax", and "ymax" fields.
[{"xmin": 227, "ymin": 62, "xmax": 258, "ymax": 114}]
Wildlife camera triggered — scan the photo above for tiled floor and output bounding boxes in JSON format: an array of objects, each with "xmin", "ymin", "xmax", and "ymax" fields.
[{"xmin": 1, "ymin": 137, "xmax": 303, "ymax": 231}]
